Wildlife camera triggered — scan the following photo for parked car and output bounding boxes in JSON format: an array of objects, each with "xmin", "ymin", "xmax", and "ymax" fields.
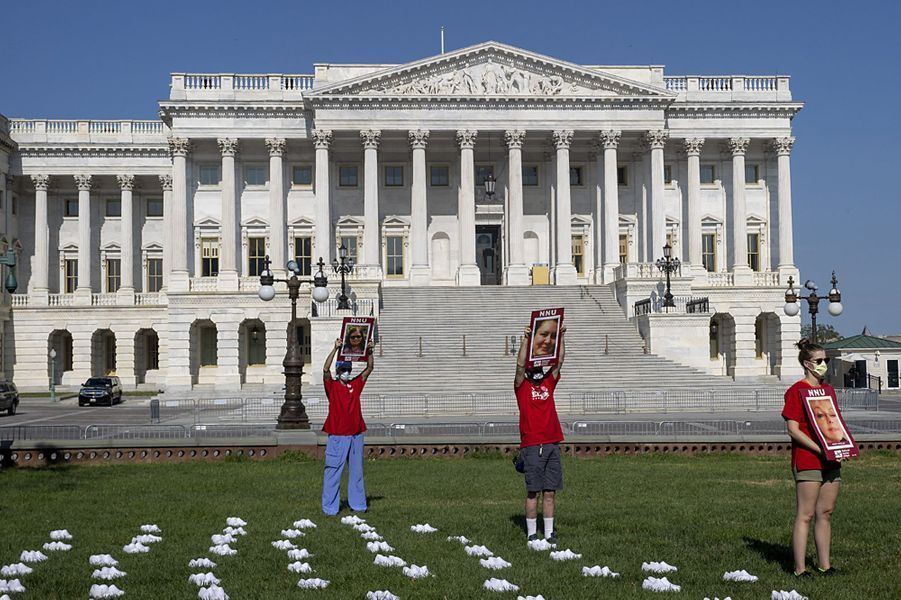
[
  {"xmin": 0, "ymin": 381, "xmax": 19, "ymax": 416},
  {"xmin": 78, "ymin": 377, "xmax": 123, "ymax": 407}
]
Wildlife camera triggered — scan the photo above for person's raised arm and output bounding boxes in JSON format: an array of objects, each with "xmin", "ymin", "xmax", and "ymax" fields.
[
  {"xmin": 323, "ymin": 338, "xmax": 340, "ymax": 381},
  {"xmin": 550, "ymin": 324, "xmax": 566, "ymax": 379},
  {"xmin": 361, "ymin": 346, "xmax": 375, "ymax": 382},
  {"xmin": 515, "ymin": 326, "xmax": 530, "ymax": 387}
]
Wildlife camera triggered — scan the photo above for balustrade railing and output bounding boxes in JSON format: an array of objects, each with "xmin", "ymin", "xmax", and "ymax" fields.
[
  {"xmin": 234, "ymin": 75, "xmax": 269, "ymax": 90},
  {"xmin": 699, "ymin": 77, "xmax": 733, "ymax": 91},
  {"xmin": 281, "ymin": 75, "xmax": 315, "ymax": 90},
  {"xmin": 48, "ymin": 294, "xmax": 74, "ymax": 307},
  {"xmin": 706, "ymin": 272, "xmax": 735, "ymax": 287},
  {"xmin": 10, "ymin": 294, "xmax": 29, "ymax": 307},
  {"xmin": 189, "ymin": 278, "xmax": 219, "ymax": 292},
  {"xmin": 135, "ymin": 293, "xmax": 163, "ymax": 306},
  {"xmin": 172, "ymin": 73, "xmax": 314, "ymax": 98},
  {"xmin": 752, "ymin": 272, "xmax": 780, "ymax": 286},
  {"xmin": 185, "ymin": 74, "xmax": 221, "ymax": 90},
  {"xmin": 663, "ymin": 77, "xmax": 687, "ymax": 91},
  {"xmin": 634, "ymin": 295, "xmax": 709, "ymax": 317},
  {"xmin": 686, "ymin": 297, "xmax": 710, "ymax": 314},
  {"xmin": 614, "ymin": 262, "xmax": 659, "ymax": 280},
  {"xmin": 663, "ymin": 75, "xmax": 788, "ymax": 98},
  {"xmin": 9, "ymin": 119, "xmax": 166, "ymax": 142},
  {"xmin": 744, "ymin": 77, "xmax": 777, "ymax": 91},
  {"xmin": 91, "ymin": 293, "xmax": 117, "ymax": 306}
]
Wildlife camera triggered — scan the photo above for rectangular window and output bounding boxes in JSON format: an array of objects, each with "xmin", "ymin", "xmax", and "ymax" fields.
[
  {"xmin": 572, "ymin": 235, "xmax": 584, "ymax": 276},
  {"xmin": 745, "ymin": 163, "xmax": 760, "ymax": 184},
  {"xmin": 888, "ymin": 359, "xmax": 899, "ymax": 388},
  {"xmin": 476, "ymin": 165, "xmax": 494, "ymax": 186},
  {"xmin": 106, "ymin": 199, "xmax": 121, "ymax": 217},
  {"xmin": 522, "ymin": 165, "xmax": 539, "ymax": 186},
  {"xmin": 338, "ymin": 165, "xmax": 358, "ymax": 187},
  {"xmin": 663, "ymin": 164, "xmax": 673, "ymax": 184},
  {"xmin": 65, "ymin": 199, "xmax": 79, "ymax": 217},
  {"xmin": 619, "ymin": 234, "xmax": 628, "ymax": 264},
  {"xmin": 199, "ymin": 165, "xmax": 220, "ymax": 186},
  {"xmin": 384, "ymin": 166, "xmax": 404, "ymax": 187},
  {"xmin": 248, "ymin": 237, "xmax": 266, "ymax": 276},
  {"xmin": 201, "ymin": 237, "xmax": 220, "ymax": 277},
  {"xmin": 702, "ymin": 233, "xmax": 717, "ymax": 272},
  {"xmin": 386, "ymin": 235, "xmax": 404, "ymax": 277},
  {"xmin": 700, "ymin": 164, "xmax": 716, "ymax": 184},
  {"xmin": 105, "ymin": 258, "xmax": 121, "ymax": 292},
  {"xmin": 569, "ymin": 166, "xmax": 583, "ymax": 186},
  {"xmin": 430, "ymin": 165, "xmax": 449, "ymax": 187},
  {"xmin": 244, "ymin": 165, "xmax": 267, "ymax": 186},
  {"xmin": 294, "ymin": 236, "xmax": 312, "ymax": 276},
  {"xmin": 748, "ymin": 232, "xmax": 761, "ymax": 272},
  {"xmin": 292, "ymin": 165, "xmax": 313, "ymax": 186},
  {"xmin": 146, "ymin": 198, "xmax": 163, "ymax": 217},
  {"xmin": 617, "ymin": 166, "xmax": 628, "ymax": 186},
  {"xmin": 147, "ymin": 258, "xmax": 163, "ymax": 292},
  {"xmin": 65, "ymin": 259, "xmax": 78, "ymax": 293},
  {"xmin": 340, "ymin": 236, "xmax": 358, "ymax": 264}
]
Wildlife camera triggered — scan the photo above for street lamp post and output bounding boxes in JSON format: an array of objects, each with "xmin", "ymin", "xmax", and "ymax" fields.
[
  {"xmin": 258, "ymin": 255, "xmax": 329, "ymax": 430},
  {"xmin": 0, "ymin": 249, "xmax": 18, "ymax": 293},
  {"xmin": 49, "ymin": 348, "xmax": 57, "ymax": 402},
  {"xmin": 783, "ymin": 271, "xmax": 843, "ymax": 343},
  {"xmin": 331, "ymin": 244, "xmax": 354, "ymax": 311},
  {"xmin": 655, "ymin": 243, "xmax": 681, "ymax": 311}
]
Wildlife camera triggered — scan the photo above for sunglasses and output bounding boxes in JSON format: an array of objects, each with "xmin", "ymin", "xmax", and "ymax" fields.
[{"xmin": 808, "ymin": 358, "xmax": 830, "ymax": 365}]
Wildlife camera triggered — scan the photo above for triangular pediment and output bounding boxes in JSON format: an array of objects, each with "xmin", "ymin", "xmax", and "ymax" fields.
[
  {"xmin": 382, "ymin": 215, "xmax": 410, "ymax": 227},
  {"xmin": 194, "ymin": 216, "xmax": 221, "ymax": 228},
  {"xmin": 571, "ymin": 214, "xmax": 593, "ymax": 226},
  {"xmin": 241, "ymin": 216, "xmax": 269, "ymax": 228},
  {"xmin": 336, "ymin": 215, "xmax": 365, "ymax": 227},
  {"xmin": 309, "ymin": 41, "xmax": 673, "ymax": 99},
  {"xmin": 290, "ymin": 216, "xmax": 315, "ymax": 227},
  {"xmin": 142, "ymin": 242, "xmax": 164, "ymax": 251}
]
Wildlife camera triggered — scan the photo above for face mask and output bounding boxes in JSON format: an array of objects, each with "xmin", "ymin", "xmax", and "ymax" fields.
[
  {"xmin": 529, "ymin": 371, "xmax": 545, "ymax": 383},
  {"xmin": 810, "ymin": 362, "xmax": 828, "ymax": 379},
  {"xmin": 339, "ymin": 371, "xmax": 351, "ymax": 382}
]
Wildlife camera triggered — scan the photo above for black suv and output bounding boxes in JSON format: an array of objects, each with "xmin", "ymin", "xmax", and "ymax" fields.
[
  {"xmin": 78, "ymin": 377, "xmax": 123, "ymax": 406},
  {"xmin": 0, "ymin": 382, "xmax": 19, "ymax": 416}
]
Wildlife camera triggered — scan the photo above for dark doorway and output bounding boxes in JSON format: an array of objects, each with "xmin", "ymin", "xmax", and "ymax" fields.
[{"xmin": 476, "ymin": 225, "xmax": 502, "ymax": 285}]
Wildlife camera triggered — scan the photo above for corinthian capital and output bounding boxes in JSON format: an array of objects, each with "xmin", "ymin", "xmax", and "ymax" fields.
[
  {"xmin": 217, "ymin": 138, "xmax": 239, "ymax": 157},
  {"xmin": 167, "ymin": 137, "xmax": 191, "ymax": 158},
  {"xmin": 159, "ymin": 174, "xmax": 173, "ymax": 191},
  {"xmin": 117, "ymin": 174, "xmax": 135, "ymax": 191},
  {"xmin": 359, "ymin": 129, "xmax": 382, "ymax": 150},
  {"xmin": 311, "ymin": 129, "xmax": 333, "ymax": 149},
  {"xmin": 504, "ymin": 130, "xmax": 526, "ymax": 150},
  {"xmin": 74, "ymin": 174, "xmax": 93, "ymax": 191},
  {"xmin": 728, "ymin": 137, "xmax": 750, "ymax": 156},
  {"xmin": 552, "ymin": 129, "xmax": 574, "ymax": 150},
  {"xmin": 683, "ymin": 137, "xmax": 705, "ymax": 156},
  {"xmin": 771, "ymin": 136, "xmax": 795, "ymax": 156},
  {"xmin": 408, "ymin": 129, "xmax": 430, "ymax": 150},
  {"xmin": 31, "ymin": 174, "xmax": 50, "ymax": 191},
  {"xmin": 456, "ymin": 129, "xmax": 478, "ymax": 150},
  {"xmin": 599, "ymin": 129, "xmax": 621, "ymax": 150},
  {"xmin": 643, "ymin": 129, "xmax": 669, "ymax": 150},
  {"xmin": 265, "ymin": 138, "xmax": 286, "ymax": 157}
]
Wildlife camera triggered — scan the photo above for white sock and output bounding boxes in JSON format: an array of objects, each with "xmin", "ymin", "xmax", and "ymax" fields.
[
  {"xmin": 544, "ymin": 518, "xmax": 554, "ymax": 538},
  {"xmin": 526, "ymin": 518, "xmax": 537, "ymax": 537}
]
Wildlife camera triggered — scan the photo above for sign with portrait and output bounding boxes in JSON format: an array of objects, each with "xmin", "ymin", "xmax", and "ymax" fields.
[
  {"xmin": 800, "ymin": 387, "xmax": 859, "ymax": 461},
  {"xmin": 527, "ymin": 307, "xmax": 564, "ymax": 368},
  {"xmin": 337, "ymin": 317, "xmax": 375, "ymax": 363}
]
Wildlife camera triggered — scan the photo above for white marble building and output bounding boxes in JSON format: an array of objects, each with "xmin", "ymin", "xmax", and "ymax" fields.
[{"xmin": 0, "ymin": 42, "xmax": 803, "ymax": 390}]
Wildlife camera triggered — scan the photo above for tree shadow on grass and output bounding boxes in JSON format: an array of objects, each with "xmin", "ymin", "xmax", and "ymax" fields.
[
  {"xmin": 509, "ymin": 514, "xmax": 527, "ymax": 535},
  {"xmin": 743, "ymin": 536, "xmax": 794, "ymax": 573}
]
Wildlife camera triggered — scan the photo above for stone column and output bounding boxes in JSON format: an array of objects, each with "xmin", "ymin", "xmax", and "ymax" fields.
[
  {"xmin": 644, "ymin": 130, "xmax": 669, "ymax": 261},
  {"xmin": 600, "ymin": 130, "xmax": 621, "ymax": 283},
  {"xmin": 216, "ymin": 318, "xmax": 242, "ymax": 390},
  {"xmin": 360, "ymin": 129, "xmax": 382, "ymax": 276},
  {"xmin": 552, "ymin": 129, "xmax": 577, "ymax": 285},
  {"xmin": 728, "ymin": 137, "xmax": 752, "ymax": 280},
  {"xmin": 772, "ymin": 137, "xmax": 796, "ymax": 276},
  {"xmin": 217, "ymin": 138, "xmax": 239, "ymax": 290},
  {"xmin": 409, "ymin": 129, "xmax": 431, "ymax": 285},
  {"xmin": 504, "ymin": 129, "xmax": 529, "ymax": 285},
  {"xmin": 683, "ymin": 138, "xmax": 705, "ymax": 272},
  {"xmin": 168, "ymin": 138, "xmax": 191, "ymax": 292},
  {"xmin": 30, "ymin": 175, "xmax": 50, "ymax": 301},
  {"xmin": 115, "ymin": 326, "xmax": 136, "ymax": 386},
  {"xmin": 159, "ymin": 174, "xmax": 173, "ymax": 290},
  {"xmin": 456, "ymin": 129, "xmax": 480, "ymax": 285},
  {"xmin": 74, "ymin": 174, "xmax": 93, "ymax": 304},
  {"xmin": 116, "ymin": 175, "xmax": 136, "ymax": 303},
  {"xmin": 312, "ymin": 129, "xmax": 333, "ymax": 265},
  {"xmin": 265, "ymin": 138, "xmax": 287, "ymax": 276}
]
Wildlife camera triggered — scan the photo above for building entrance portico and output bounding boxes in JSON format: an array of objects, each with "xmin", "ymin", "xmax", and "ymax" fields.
[{"xmin": 476, "ymin": 225, "xmax": 502, "ymax": 285}]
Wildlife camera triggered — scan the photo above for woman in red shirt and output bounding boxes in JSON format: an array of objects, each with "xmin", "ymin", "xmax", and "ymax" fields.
[{"xmin": 781, "ymin": 339, "xmax": 842, "ymax": 577}]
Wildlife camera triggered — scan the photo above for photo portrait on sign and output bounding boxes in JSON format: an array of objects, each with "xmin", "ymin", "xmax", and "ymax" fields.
[
  {"xmin": 801, "ymin": 389, "xmax": 859, "ymax": 460},
  {"xmin": 527, "ymin": 307, "xmax": 564, "ymax": 368},
  {"xmin": 337, "ymin": 317, "xmax": 375, "ymax": 363}
]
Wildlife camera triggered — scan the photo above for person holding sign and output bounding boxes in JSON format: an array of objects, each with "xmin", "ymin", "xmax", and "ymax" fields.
[
  {"xmin": 321, "ymin": 338, "xmax": 374, "ymax": 516},
  {"xmin": 781, "ymin": 339, "xmax": 854, "ymax": 577},
  {"xmin": 514, "ymin": 318, "xmax": 566, "ymax": 543}
]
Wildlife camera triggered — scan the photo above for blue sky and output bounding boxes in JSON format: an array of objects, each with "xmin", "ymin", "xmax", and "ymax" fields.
[{"xmin": 4, "ymin": 0, "xmax": 899, "ymax": 336}]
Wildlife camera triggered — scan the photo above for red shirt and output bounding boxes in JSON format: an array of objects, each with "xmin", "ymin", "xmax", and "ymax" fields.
[
  {"xmin": 322, "ymin": 377, "xmax": 366, "ymax": 436},
  {"xmin": 515, "ymin": 373, "xmax": 564, "ymax": 448},
  {"xmin": 781, "ymin": 380, "xmax": 840, "ymax": 471}
]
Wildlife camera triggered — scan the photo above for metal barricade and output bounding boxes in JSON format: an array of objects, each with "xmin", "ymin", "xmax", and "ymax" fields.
[
  {"xmin": 83, "ymin": 425, "xmax": 188, "ymax": 440},
  {"xmin": 190, "ymin": 424, "xmax": 276, "ymax": 439},
  {"xmin": 571, "ymin": 421, "xmax": 658, "ymax": 436},
  {"xmin": 0, "ymin": 425, "xmax": 83, "ymax": 441}
]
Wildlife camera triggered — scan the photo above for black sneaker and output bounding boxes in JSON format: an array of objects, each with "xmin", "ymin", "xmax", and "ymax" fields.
[
  {"xmin": 817, "ymin": 567, "xmax": 838, "ymax": 576},
  {"xmin": 546, "ymin": 532, "xmax": 557, "ymax": 545},
  {"xmin": 527, "ymin": 534, "xmax": 539, "ymax": 542},
  {"xmin": 793, "ymin": 570, "xmax": 812, "ymax": 578}
]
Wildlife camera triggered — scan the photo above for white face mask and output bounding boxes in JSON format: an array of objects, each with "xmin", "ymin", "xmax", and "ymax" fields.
[{"xmin": 338, "ymin": 371, "xmax": 351, "ymax": 382}]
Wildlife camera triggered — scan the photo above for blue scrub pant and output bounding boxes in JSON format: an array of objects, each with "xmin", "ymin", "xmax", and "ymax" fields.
[{"xmin": 321, "ymin": 433, "xmax": 366, "ymax": 515}]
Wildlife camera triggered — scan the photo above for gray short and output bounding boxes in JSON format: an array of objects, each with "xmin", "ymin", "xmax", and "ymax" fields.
[{"xmin": 522, "ymin": 443, "xmax": 563, "ymax": 492}]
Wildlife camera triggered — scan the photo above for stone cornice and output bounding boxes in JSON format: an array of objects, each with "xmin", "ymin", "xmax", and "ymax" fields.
[
  {"xmin": 159, "ymin": 102, "xmax": 308, "ymax": 120},
  {"xmin": 17, "ymin": 145, "xmax": 169, "ymax": 159},
  {"xmin": 307, "ymin": 95, "xmax": 673, "ymax": 111},
  {"xmin": 666, "ymin": 102, "xmax": 804, "ymax": 119}
]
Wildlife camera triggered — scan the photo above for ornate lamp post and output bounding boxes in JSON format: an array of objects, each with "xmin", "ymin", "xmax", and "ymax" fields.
[
  {"xmin": 331, "ymin": 244, "xmax": 354, "ymax": 310},
  {"xmin": 258, "ymin": 255, "xmax": 329, "ymax": 430},
  {"xmin": 49, "ymin": 348, "xmax": 57, "ymax": 402},
  {"xmin": 0, "ymin": 249, "xmax": 18, "ymax": 293},
  {"xmin": 783, "ymin": 271, "xmax": 843, "ymax": 343},
  {"xmin": 655, "ymin": 243, "xmax": 681, "ymax": 311}
]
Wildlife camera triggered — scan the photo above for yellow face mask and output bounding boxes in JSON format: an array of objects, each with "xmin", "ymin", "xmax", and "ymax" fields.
[{"xmin": 810, "ymin": 361, "xmax": 829, "ymax": 379}]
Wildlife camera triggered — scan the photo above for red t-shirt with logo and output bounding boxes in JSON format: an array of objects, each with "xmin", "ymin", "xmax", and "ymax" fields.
[
  {"xmin": 322, "ymin": 377, "xmax": 366, "ymax": 436},
  {"xmin": 781, "ymin": 380, "xmax": 840, "ymax": 471},
  {"xmin": 515, "ymin": 372, "xmax": 564, "ymax": 448}
]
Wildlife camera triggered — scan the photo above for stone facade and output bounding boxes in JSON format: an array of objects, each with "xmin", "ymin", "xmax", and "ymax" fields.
[{"xmin": 0, "ymin": 42, "xmax": 803, "ymax": 390}]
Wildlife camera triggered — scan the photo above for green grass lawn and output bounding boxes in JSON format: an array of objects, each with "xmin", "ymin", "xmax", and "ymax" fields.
[{"xmin": 1, "ymin": 452, "xmax": 898, "ymax": 599}]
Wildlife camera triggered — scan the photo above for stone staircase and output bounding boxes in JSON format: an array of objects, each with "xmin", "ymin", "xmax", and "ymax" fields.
[{"xmin": 362, "ymin": 285, "xmax": 774, "ymax": 397}]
